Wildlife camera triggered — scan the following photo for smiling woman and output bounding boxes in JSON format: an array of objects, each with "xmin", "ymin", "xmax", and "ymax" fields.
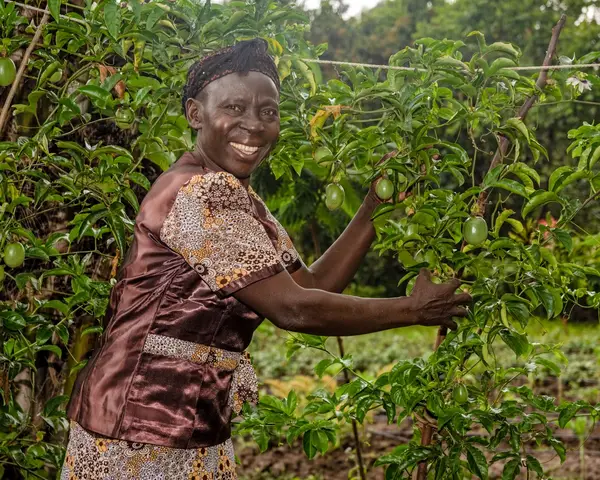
[{"xmin": 59, "ymin": 38, "xmax": 470, "ymax": 479}]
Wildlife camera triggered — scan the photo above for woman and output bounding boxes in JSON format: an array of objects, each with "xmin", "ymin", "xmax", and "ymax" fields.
[{"xmin": 61, "ymin": 39, "xmax": 470, "ymax": 479}]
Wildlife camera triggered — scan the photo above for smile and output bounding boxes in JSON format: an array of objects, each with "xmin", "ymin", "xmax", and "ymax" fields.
[{"xmin": 229, "ymin": 142, "xmax": 261, "ymax": 155}]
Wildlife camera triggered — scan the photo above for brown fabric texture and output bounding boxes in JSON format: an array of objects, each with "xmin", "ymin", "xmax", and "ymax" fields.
[{"xmin": 67, "ymin": 151, "xmax": 303, "ymax": 449}]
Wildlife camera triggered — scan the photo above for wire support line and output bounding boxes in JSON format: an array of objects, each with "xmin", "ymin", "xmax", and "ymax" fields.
[
  {"xmin": 6, "ymin": 0, "xmax": 600, "ymax": 74},
  {"xmin": 301, "ymin": 58, "xmax": 600, "ymax": 72}
]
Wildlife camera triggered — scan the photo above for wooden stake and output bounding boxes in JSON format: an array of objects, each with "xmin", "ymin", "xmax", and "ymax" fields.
[{"xmin": 415, "ymin": 14, "xmax": 567, "ymax": 480}]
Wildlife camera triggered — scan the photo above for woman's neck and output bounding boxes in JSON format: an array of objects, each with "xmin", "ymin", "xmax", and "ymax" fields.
[{"xmin": 187, "ymin": 148, "xmax": 251, "ymax": 188}]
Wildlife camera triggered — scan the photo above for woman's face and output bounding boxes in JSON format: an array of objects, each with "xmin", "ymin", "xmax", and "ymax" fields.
[{"xmin": 186, "ymin": 71, "xmax": 280, "ymax": 181}]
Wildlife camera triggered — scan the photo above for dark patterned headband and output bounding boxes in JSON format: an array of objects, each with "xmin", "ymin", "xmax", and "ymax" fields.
[{"xmin": 182, "ymin": 38, "xmax": 281, "ymax": 113}]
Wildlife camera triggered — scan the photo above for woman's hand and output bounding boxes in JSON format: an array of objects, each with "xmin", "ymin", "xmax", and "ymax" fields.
[
  {"xmin": 365, "ymin": 150, "xmax": 412, "ymax": 208},
  {"xmin": 408, "ymin": 268, "xmax": 472, "ymax": 330}
]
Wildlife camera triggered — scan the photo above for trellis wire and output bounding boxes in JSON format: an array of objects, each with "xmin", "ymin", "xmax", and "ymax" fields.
[
  {"xmin": 6, "ymin": 1, "xmax": 599, "ymax": 74},
  {"xmin": 301, "ymin": 57, "xmax": 600, "ymax": 72}
]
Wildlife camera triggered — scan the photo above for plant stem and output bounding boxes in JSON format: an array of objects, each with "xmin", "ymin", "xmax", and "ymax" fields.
[
  {"xmin": 336, "ymin": 336, "xmax": 367, "ymax": 480},
  {"xmin": 0, "ymin": 10, "xmax": 49, "ymax": 138},
  {"xmin": 415, "ymin": 14, "xmax": 568, "ymax": 480}
]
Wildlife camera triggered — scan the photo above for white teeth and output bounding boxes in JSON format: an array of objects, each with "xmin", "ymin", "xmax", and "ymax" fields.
[{"xmin": 230, "ymin": 142, "xmax": 260, "ymax": 154}]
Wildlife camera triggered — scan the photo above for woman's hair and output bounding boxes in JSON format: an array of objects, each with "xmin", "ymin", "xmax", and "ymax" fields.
[{"xmin": 181, "ymin": 38, "xmax": 280, "ymax": 113}]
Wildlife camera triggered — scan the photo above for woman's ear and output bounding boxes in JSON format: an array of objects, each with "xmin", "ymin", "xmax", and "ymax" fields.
[{"xmin": 185, "ymin": 98, "xmax": 203, "ymax": 131}]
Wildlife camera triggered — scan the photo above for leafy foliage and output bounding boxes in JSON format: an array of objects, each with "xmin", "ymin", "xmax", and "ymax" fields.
[{"xmin": 1, "ymin": 0, "xmax": 600, "ymax": 479}]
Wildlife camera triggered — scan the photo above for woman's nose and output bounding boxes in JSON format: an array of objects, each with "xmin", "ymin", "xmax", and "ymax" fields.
[{"xmin": 240, "ymin": 112, "xmax": 265, "ymax": 133}]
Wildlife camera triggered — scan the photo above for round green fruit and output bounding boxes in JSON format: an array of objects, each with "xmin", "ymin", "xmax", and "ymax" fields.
[
  {"xmin": 396, "ymin": 173, "xmax": 408, "ymax": 190},
  {"xmin": 4, "ymin": 242, "xmax": 25, "ymax": 268},
  {"xmin": 115, "ymin": 107, "xmax": 135, "ymax": 129},
  {"xmin": 0, "ymin": 57, "xmax": 17, "ymax": 87},
  {"xmin": 325, "ymin": 183, "xmax": 345, "ymax": 211},
  {"xmin": 463, "ymin": 216, "xmax": 488, "ymax": 245},
  {"xmin": 314, "ymin": 146, "xmax": 333, "ymax": 164},
  {"xmin": 453, "ymin": 384, "xmax": 468, "ymax": 404},
  {"xmin": 375, "ymin": 178, "xmax": 394, "ymax": 200},
  {"xmin": 49, "ymin": 68, "xmax": 63, "ymax": 83}
]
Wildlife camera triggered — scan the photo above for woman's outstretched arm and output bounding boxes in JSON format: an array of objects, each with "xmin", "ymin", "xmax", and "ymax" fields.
[
  {"xmin": 291, "ymin": 189, "xmax": 384, "ymax": 293},
  {"xmin": 235, "ymin": 268, "xmax": 471, "ymax": 336}
]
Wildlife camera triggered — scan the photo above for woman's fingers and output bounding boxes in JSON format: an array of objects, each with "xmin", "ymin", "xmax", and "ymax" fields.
[
  {"xmin": 449, "ymin": 306, "xmax": 468, "ymax": 317},
  {"xmin": 452, "ymin": 292, "xmax": 472, "ymax": 305},
  {"xmin": 444, "ymin": 319, "xmax": 458, "ymax": 330}
]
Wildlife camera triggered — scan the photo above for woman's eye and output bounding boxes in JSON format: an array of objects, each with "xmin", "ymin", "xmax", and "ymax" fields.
[
  {"xmin": 226, "ymin": 105, "xmax": 243, "ymax": 112},
  {"xmin": 263, "ymin": 109, "xmax": 279, "ymax": 117}
]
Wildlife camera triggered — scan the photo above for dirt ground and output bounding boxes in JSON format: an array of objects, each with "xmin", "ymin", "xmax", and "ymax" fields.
[{"xmin": 235, "ymin": 412, "xmax": 600, "ymax": 479}]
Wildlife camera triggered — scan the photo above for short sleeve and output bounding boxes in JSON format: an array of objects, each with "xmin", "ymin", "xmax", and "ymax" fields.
[
  {"xmin": 160, "ymin": 172, "xmax": 284, "ymax": 296},
  {"xmin": 249, "ymin": 188, "xmax": 303, "ymax": 274}
]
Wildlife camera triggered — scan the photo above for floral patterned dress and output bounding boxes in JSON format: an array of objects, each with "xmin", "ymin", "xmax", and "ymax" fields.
[{"xmin": 61, "ymin": 421, "xmax": 236, "ymax": 479}]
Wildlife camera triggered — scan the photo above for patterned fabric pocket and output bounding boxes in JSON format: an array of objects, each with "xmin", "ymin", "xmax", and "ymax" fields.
[{"xmin": 143, "ymin": 334, "xmax": 259, "ymax": 415}]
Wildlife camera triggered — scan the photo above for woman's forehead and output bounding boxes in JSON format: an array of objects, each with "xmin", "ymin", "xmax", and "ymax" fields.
[{"xmin": 202, "ymin": 71, "xmax": 279, "ymax": 102}]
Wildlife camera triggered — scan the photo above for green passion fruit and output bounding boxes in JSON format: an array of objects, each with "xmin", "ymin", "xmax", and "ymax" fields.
[
  {"xmin": 396, "ymin": 172, "xmax": 408, "ymax": 190},
  {"xmin": 325, "ymin": 183, "xmax": 345, "ymax": 211},
  {"xmin": 453, "ymin": 384, "xmax": 468, "ymax": 404},
  {"xmin": 375, "ymin": 178, "xmax": 394, "ymax": 201},
  {"xmin": 463, "ymin": 216, "xmax": 488, "ymax": 245},
  {"xmin": 115, "ymin": 107, "xmax": 135, "ymax": 129},
  {"xmin": 314, "ymin": 146, "xmax": 333, "ymax": 164},
  {"xmin": 49, "ymin": 68, "xmax": 63, "ymax": 83},
  {"xmin": 4, "ymin": 242, "xmax": 25, "ymax": 268},
  {"xmin": 0, "ymin": 57, "xmax": 17, "ymax": 87}
]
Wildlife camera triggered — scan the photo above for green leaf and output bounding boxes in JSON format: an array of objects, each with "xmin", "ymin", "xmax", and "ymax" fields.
[
  {"xmin": 49, "ymin": 0, "xmax": 61, "ymax": 21},
  {"xmin": 526, "ymin": 455, "xmax": 543, "ymax": 477},
  {"xmin": 466, "ymin": 444, "xmax": 488, "ymax": 480},
  {"xmin": 522, "ymin": 191, "xmax": 562, "ymax": 218},
  {"xmin": 589, "ymin": 145, "xmax": 600, "ymax": 169},
  {"xmin": 499, "ymin": 329, "xmax": 531, "ymax": 357},
  {"xmin": 82, "ymin": 326, "xmax": 103, "ymax": 337},
  {"xmin": 38, "ymin": 345, "xmax": 63, "ymax": 358},
  {"xmin": 1, "ymin": 311, "xmax": 26, "ymax": 331},
  {"xmin": 486, "ymin": 42, "xmax": 520, "ymax": 58},
  {"xmin": 502, "ymin": 458, "xmax": 521, "ymax": 480},
  {"xmin": 303, "ymin": 431, "xmax": 317, "ymax": 459},
  {"xmin": 494, "ymin": 209, "xmax": 514, "ymax": 236},
  {"xmin": 488, "ymin": 179, "xmax": 530, "ymax": 198},
  {"xmin": 506, "ymin": 118, "xmax": 530, "ymax": 143},
  {"xmin": 549, "ymin": 166, "xmax": 574, "ymax": 192},
  {"xmin": 549, "ymin": 437, "xmax": 566, "ymax": 462},
  {"xmin": 128, "ymin": 172, "xmax": 151, "ymax": 190},
  {"xmin": 77, "ymin": 85, "xmax": 112, "ymax": 107},
  {"xmin": 558, "ymin": 401, "xmax": 588, "ymax": 428},
  {"xmin": 487, "ymin": 57, "xmax": 516, "ymax": 76},
  {"xmin": 104, "ymin": 0, "xmax": 121, "ymax": 40},
  {"xmin": 106, "ymin": 214, "xmax": 126, "ymax": 255},
  {"xmin": 314, "ymin": 359, "xmax": 334, "ymax": 378},
  {"xmin": 553, "ymin": 229, "xmax": 572, "ymax": 252},
  {"xmin": 43, "ymin": 395, "xmax": 69, "ymax": 416}
]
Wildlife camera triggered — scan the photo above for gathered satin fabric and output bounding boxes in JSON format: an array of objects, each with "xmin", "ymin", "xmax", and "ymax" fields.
[{"xmin": 67, "ymin": 151, "xmax": 302, "ymax": 449}]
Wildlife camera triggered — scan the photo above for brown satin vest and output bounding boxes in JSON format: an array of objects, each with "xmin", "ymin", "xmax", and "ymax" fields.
[{"xmin": 67, "ymin": 152, "xmax": 301, "ymax": 448}]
